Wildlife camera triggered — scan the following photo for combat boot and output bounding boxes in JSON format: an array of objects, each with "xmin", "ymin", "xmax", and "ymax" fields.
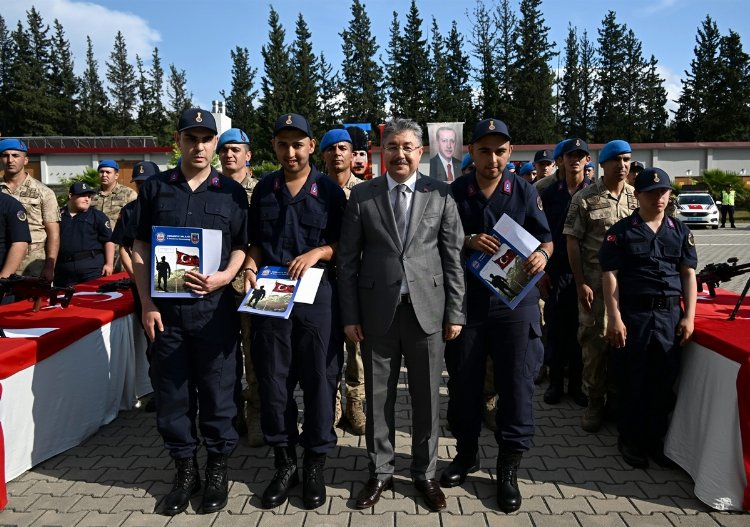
[
  {"xmin": 346, "ymin": 399, "xmax": 366, "ymax": 436},
  {"xmin": 581, "ymin": 396, "xmax": 605, "ymax": 432},
  {"xmin": 302, "ymin": 451, "xmax": 327, "ymax": 509},
  {"xmin": 262, "ymin": 446, "xmax": 298, "ymax": 509},
  {"xmin": 496, "ymin": 451, "xmax": 523, "ymax": 513},
  {"xmin": 201, "ymin": 453, "xmax": 229, "ymax": 513},
  {"xmin": 163, "ymin": 456, "xmax": 201, "ymax": 516}
]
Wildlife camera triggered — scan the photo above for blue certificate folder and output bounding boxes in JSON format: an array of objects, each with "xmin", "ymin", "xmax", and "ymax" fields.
[
  {"xmin": 238, "ymin": 266, "xmax": 299, "ymax": 319},
  {"xmin": 466, "ymin": 214, "xmax": 544, "ymax": 310},
  {"xmin": 150, "ymin": 226, "xmax": 222, "ymax": 298}
]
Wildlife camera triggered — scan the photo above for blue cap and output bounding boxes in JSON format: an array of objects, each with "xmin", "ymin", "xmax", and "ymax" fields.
[
  {"xmin": 178, "ymin": 108, "xmax": 217, "ymax": 134},
  {"xmin": 534, "ymin": 149, "xmax": 554, "ymax": 163},
  {"xmin": 69, "ymin": 181, "xmax": 96, "ymax": 195},
  {"xmin": 552, "ymin": 139, "xmax": 570, "ymax": 160},
  {"xmin": 320, "ymin": 129, "xmax": 352, "ymax": 152},
  {"xmin": 461, "ymin": 152, "xmax": 473, "ymax": 171},
  {"xmin": 630, "ymin": 160, "xmax": 646, "ymax": 171},
  {"xmin": 519, "ymin": 162, "xmax": 535, "ymax": 176},
  {"xmin": 0, "ymin": 138, "xmax": 28, "ymax": 153},
  {"xmin": 471, "ymin": 118, "xmax": 511, "ymax": 143},
  {"xmin": 561, "ymin": 138, "xmax": 589, "ymax": 156},
  {"xmin": 507, "ymin": 163, "xmax": 516, "ymax": 172},
  {"xmin": 274, "ymin": 113, "xmax": 313, "ymax": 138},
  {"xmin": 131, "ymin": 161, "xmax": 160, "ymax": 182},
  {"xmin": 584, "ymin": 162, "xmax": 594, "ymax": 169},
  {"xmin": 217, "ymin": 128, "xmax": 250, "ymax": 151},
  {"xmin": 599, "ymin": 140, "xmax": 631, "ymax": 164},
  {"xmin": 634, "ymin": 167, "xmax": 671, "ymax": 192},
  {"xmin": 97, "ymin": 160, "xmax": 119, "ymax": 171}
]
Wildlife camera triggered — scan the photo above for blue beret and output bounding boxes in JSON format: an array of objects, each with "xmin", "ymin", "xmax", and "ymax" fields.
[
  {"xmin": 320, "ymin": 129, "xmax": 352, "ymax": 152},
  {"xmin": 635, "ymin": 167, "xmax": 671, "ymax": 192},
  {"xmin": 131, "ymin": 161, "xmax": 161, "ymax": 182},
  {"xmin": 217, "ymin": 128, "xmax": 250, "ymax": 151},
  {"xmin": 552, "ymin": 139, "xmax": 570, "ymax": 160},
  {"xmin": 0, "ymin": 138, "xmax": 28, "ymax": 153},
  {"xmin": 599, "ymin": 140, "xmax": 631, "ymax": 165},
  {"xmin": 584, "ymin": 162, "xmax": 594, "ymax": 169},
  {"xmin": 519, "ymin": 162, "xmax": 535, "ymax": 176},
  {"xmin": 461, "ymin": 152, "xmax": 473, "ymax": 171},
  {"xmin": 97, "ymin": 160, "xmax": 119, "ymax": 171}
]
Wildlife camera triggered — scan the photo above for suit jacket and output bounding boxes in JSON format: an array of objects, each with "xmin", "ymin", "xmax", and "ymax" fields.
[
  {"xmin": 337, "ymin": 172, "xmax": 465, "ymax": 336},
  {"xmin": 429, "ymin": 155, "xmax": 462, "ymax": 182}
]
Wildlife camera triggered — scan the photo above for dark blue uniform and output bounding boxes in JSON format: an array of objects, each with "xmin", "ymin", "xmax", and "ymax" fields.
[
  {"xmin": 540, "ymin": 178, "xmax": 591, "ymax": 399},
  {"xmin": 0, "ymin": 193, "xmax": 31, "ymax": 272},
  {"xmin": 55, "ymin": 206, "xmax": 111, "ymax": 287},
  {"xmin": 248, "ymin": 166, "xmax": 346, "ymax": 454},
  {"xmin": 111, "ymin": 200, "xmax": 136, "ymax": 247},
  {"xmin": 448, "ymin": 170, "xmax": 551, "ymax": 457},
  {"xmin": 134, "ymin": 167, "xmax": 248, "ymax": 460},
  {"xmin": 599, "ymin": 211, "xmax": 697, "ymax": 451}
]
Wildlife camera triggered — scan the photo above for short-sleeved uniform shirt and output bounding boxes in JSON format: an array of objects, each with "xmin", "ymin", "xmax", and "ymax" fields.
[
  {"xmin": 58, "ymin": 206, "xmax": 112, "ymax": 257},
  {"xmin": 451, "ymin": 170, "xmax": 552, "ymax": 318},
  {"xmin": 91, "ymin": 183, "xmax": 138, "ymax": 226},
  {"xmin": 599, "ymin": 211, "xmax": 698, "ymax": 298},
  {"xmin": 0, "ymin": 174, "xmax": 59, "ymax": 244},
  {"xmin": 238, "ymin": 175, "xmax": 258, "ymax": 204},
  {"xmin": 248, "ymin": 167, "xmax": 346, "ymax": 267},
  {"xmin": 340, "ymin": 173, "xmax": 361, "ymax": 199},
  {"xmin": 135, "ymin": 167, "xmax": 249, "ymax": 272},
  {"xmin": 111, "ymin": 200, "xmax": 136, "ymax": 247},
  {"xmin": 541, "ymin": 177, "xmax": 591, "ymax": 279},
  {"xmin": 563, "ymin": 178, "xmax": 637, "ymax": 271},
  {"xmin": 0, "ymin": 193, "xmax": 31, "ymax": 268}
]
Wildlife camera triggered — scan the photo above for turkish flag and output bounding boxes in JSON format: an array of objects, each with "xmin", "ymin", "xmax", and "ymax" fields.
[
  {"xmin": 175, "ymin": 250, "xmax": 200, "ymax": 267},
  {"xmin": 273, "ymin": 282, "xmax": 295, "ymax": 294},
  {"xmin": 494, "ymin": 249, "xmax": 516, "ymax": 270}
]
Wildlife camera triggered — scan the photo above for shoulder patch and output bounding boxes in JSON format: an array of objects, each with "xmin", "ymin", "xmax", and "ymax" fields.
[
  {"xmin": 105, "ymin": 220, "xmax": 111, "ymax": 230},
  {"xmin": 310, "ymin": 182, "xmax": 319, "ymax": 197},
  {"xmin": 606, "ymin": 234, "xmax": 617, "ymax": 243},
  {"xmin": 537, "ymin": 195, "xmax": 543, "ymax": 211},
  {"xmin": 17, "ymin": 209, "xmax": 27, "ymax": 222},
  {"xmin": 688, "ymin": 232, "xmax": 695, "ymax": 247}
]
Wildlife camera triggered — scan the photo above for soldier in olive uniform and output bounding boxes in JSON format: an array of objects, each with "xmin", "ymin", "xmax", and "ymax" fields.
[
  {"xmin": 91, "ymin": 160, "xmax": 137, "ymax": 272},
  {"xmin": 0, "ymin": 139, "xmax": 59, "ymax": 281},
  {"xmin": 563, "ymin": 140, "xmax": 638, "ymax": 433}
]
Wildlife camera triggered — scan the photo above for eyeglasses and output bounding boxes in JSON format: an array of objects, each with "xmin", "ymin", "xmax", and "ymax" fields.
[{"xmin": 384, "ymin": 145, "xmax": 420, "ymax": 154}]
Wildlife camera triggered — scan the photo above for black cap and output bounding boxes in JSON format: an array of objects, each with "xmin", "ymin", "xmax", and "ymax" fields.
[
  {"xmin": 131, "ymin": 161, "xmax": 161, "ymax": 182},
  {"xmin": 534, "ymin": 149, "xmax": 554, "ymax": 163},
  {"xmin": 69, "ymin": 181, "xmax": 96, "ymax": 195},
  {"xmin": 346, "ymin": 125, "xmax": 369, "ymax": 151},
  {"xmin": 178, "ymin": 108, "xmax": 217, "ymax": 134},
  {"xmin": 560, "ymin": 138, "xmax": 589, "ymax": 156},
  {"xmin": 273, "ymin": 113, "xmax": 313, "ymax": 138},
  {"xmin": 634, "ymin": 167, "xmax": 672, "ymax": 192},
  {"xmin": 471, "ymin": 118, "xmax": 511, "ymax": 143},
  {"xmin": 630, "ymin": 160, "xmax": 646, "ymax": 171}
]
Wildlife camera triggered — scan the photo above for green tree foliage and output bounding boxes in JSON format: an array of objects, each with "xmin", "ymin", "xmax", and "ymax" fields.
[
  {"xmin": 640, "ymin": 55, "xmax": 669, "ymax": 142},
  {"xmin": 384, "ymin": 11, "xmax": 404, "ymax": 116},
  {"xmin": 166, "ymin": 63, "xmax": 192, "ymax": 126},
  {"xmin": 469, "ymin": 0, "xmax": 500, "ymax": 118},
  {"xmin": 714, "ymin": 31, "xmax": 750, "ymax": 141},
  {"xmin": 443, "ymin": 20, "xmax": 474, "ymax": 129},
  {"xmin": 510, "ymin": 0, "xmax": 556, "ymax": 143},
  {"xmin": 0, "ymin": 15, "xmax": 12, "ymax": 134},
  {"xmin": 577, "ymin": 30, "xmax": 599, "ymax": 140},
  {"xmin": 291, "ymin": 14, "xmax": 319, "ymax": 125},
  {"xmin": 495, "ymin": 0, "xmax": 517, "ymax": 121},
  {"xmin": 106, "ymin": 31, "xmax": 137, "ymax": 135},
  {"xmin": 220, "ymin": 46, "xmax": 258, "ymax": 143},
  {"xmin": 148, "ymin": 48, "xmax": 170, "ymax": 144},
  {"xmin": 317, "ymin": 52, "xmax": 340, "ymax": 132},
  {"xmin": 79, "ymin": 36, "xmax": 110, "ymax": 135},
  {"xmin": 49, "ymin": 20, "xmax": 78, "ymax": 135},
  {"xmin": 594, "ymin": 11, "xmax": 627, "ymax": 142},
  {"xmin": 557, "ymin": 25, "xmax": 580, "ymax": 138},
  {"xmin": 429, "ymin": 17, "xmax": 450, "ymax": 121},
  {"xmin": 339, "ymin": 0, "xmax": 385, "ymax": 127}
]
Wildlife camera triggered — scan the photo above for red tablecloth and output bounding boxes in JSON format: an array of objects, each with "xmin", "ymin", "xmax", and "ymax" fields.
[{"xmin": 693, "ymin": 289, "xmax": 750, "ymax": 509}]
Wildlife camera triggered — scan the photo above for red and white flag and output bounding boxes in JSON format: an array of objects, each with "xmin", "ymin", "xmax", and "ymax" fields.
[
  {"xmin": 494, "ymin": 249, "xmax": 516, "ymax": 270},
  {"xmin": 175, "ymin": 250, "xmax": 199, "ymax": 267},
  {"xmin": 273, "ymin": 282, "xmax": 295, "ymax": 294}
]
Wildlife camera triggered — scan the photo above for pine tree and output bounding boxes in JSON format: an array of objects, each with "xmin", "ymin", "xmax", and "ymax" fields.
[
  {"xmin": 106, "ymin": 31, "xmax": 137, "ymax": 135},
  {"xmin": 317, "ymin": 52, "xmax": 340, "ymax": 132},
  {"xmin": 49, "ymin": 19, "xmax": 78, "ymax": 135},
  {"xmin": 429, "ymin": 17, "xmax": 450, "ymax": 121},
  {"xmin": 641, "ymin": 55, "xmax": 669, "ymax": 141},
  {"xmin": 578, "ymin": 30, "xmax": 599, "ymax": 140},
  {"xmin": 621, "ymin": 29, "xmax": 647, "ymax": 141},
  {"xmin": 495, "ymin": 0, "xmax": 517, "ymax": 122},
  {"xmin": 715, "ymin": 30, "xmax": 750, "ymax": 140},
  {"xmin": 166, "ymin": 64, "xmax": 192, "ymax": 124},
  {"xmin": 220, "ymin": 46, "xmax": 258, "ymax": 140},
  {"xmin": 339, "ymin": 0, "xmax": 385, "ymax": 127},
  {"xmin": 290, "ymin": 14, "xmax": 319, "ymax": 125},
  {"xmin": 136, "ymin": 55, "xmax": 150, "ymax": 135},
  {"xmin": 0, "ymin": 16, "xmax": 15, "ymax": 134},
  {"xmin": 594, "ymin": 11, "xmax": 627, "ymax": 142},
  {"xmin": 148, "ymin": 48, "xmax": 169, "ymax": 144},
  {"xmin": 557, "ymin": 25, "xmax": 580, "ymax": 137},
  {"xmin": 443, "ymin": 20, "xmax": 474, "ymax": 126},
  {"xmin": 511, "ymin": 0, "xmax": 557, "ymax": 143},
  {"xmin": 79, "ymin": 36, "xmax": 109, "ymax": 135},
  {"xmin": 389, "ymin": 1, "xmax": 430, "ymax": 125},
  {"xmin": 384, "ymin": 11, "xmax": 405, "ymax": 117},
  {"xmin": 469, "ymin": 0, "xmax": 500, "ymax": 118}
]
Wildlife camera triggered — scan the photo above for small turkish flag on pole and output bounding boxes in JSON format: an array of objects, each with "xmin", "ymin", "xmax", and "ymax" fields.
[
  {"xmin": 175, "ymin": 250, "xmax": 200, "ymax": 267},
  {"xmin": 273, "ymin": 282, "xmax": 295, "ymax": 293}
]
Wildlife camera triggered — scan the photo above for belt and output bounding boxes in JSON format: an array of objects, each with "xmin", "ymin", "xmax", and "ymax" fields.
[
  {"xmin": 399, "ymin": 293, "xmax": 412, "ymax": 304},
  {"xmin": 623, "ymin": 295, "xmax": 680, "ymax": 310},
  {"xmin": 60, "ymin": 249, "xmax": 103, "ymax": 263}
]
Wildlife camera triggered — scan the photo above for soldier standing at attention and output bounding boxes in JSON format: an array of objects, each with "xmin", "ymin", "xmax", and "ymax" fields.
[
  {"xmin": 0, "ymin": 139, "xmax": 59, "ymax": 281},
  {"xmin": 91, "ymin": 160, "xmax": 138, "ymax": 226}
]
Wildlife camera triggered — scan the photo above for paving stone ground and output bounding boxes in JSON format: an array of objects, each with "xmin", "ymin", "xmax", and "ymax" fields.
[{"xmin": 2, "ymin": 225, "xmax": 748, "ymax": 527}]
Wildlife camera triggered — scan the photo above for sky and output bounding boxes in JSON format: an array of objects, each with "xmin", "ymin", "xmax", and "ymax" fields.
[{"xmin": 4, "ymin": 0, "xmax": 747, "ymax": 117}]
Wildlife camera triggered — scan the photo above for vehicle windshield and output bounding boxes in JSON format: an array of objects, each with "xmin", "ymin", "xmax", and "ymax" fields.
[{"xmin": 678, "ymin": 194, "xmax": 714, "ymax": 205}]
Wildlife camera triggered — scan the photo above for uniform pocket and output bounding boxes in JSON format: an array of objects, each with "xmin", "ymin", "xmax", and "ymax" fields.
[
  {"xmin": 205, "ymin": 202, "xmax": 230, "ymax": 230},
  {"xmin": 300, "ymin": 211, "xmax": 327, "ymax": 243}
]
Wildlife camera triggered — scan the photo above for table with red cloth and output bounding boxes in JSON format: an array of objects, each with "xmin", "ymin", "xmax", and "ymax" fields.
[
  {"xmin": 0, "ymin": 274, "xmax": 151, "ymax": 510},
  {"xmin": 665, "ymin": 288, "xmax": 750, "ymax": 511}
]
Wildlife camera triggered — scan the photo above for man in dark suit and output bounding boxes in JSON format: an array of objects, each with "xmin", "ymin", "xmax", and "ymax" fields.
[
  {"xmin": 428, "ymin": 126, "xmax": 462, "ymax": 182},
  {"xmin": 337, "ymin": 118, "xmax": 465, "ymax": 512}
]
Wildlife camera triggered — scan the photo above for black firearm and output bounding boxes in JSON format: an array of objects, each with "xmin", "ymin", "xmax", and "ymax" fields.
[
  {"xmin": 0, "ymin": 275, "xmax": 76, "ymax": 312},
  {"xmin": 97, "ymin": 278, "xmax": 133, "ymax": 293},
  {"xmin": 696, "ymin": 257, "xmax": 750, "ymax": 298}
]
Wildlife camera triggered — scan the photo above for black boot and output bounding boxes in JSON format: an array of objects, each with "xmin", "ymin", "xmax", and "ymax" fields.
[
  {"xmin": 440, "ymin": 451, "xmax": 480, "ymax": 488},
  {"xmin": 496, "ymin": 451, "xmax": 522, "ymax": 513},
  {"xmin": 262, "ymin": 446, "xmax": 299, "ymax": 508},
  {"xmin": 201, "ymin": 453, "xmax": 229, "ymax": 513},
  {"xmin": 302, "ymin": 451, "xmax": 327, "ymax": 510},
  {"xmin": 162, "ymin": 456, "xmax": 201, "ymax": 516}
]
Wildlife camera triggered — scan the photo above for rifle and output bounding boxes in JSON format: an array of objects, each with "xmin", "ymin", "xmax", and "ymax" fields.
[
  {"xmin": 97, "ymin": 277, "xmax": 133, "ymax": 293},
  {"xmin": 696, "ymin": 257, "xmax": 750, "ymax": 298},
  {"xmin": 0, "ymin": 275, "xmax": 76, "ymax": 312}
]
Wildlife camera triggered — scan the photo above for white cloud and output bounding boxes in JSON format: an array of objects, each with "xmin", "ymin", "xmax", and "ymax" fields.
[
  {"xmin": 3, "ymin": 0, "xmax": 161, "ymax": 73},
  {"xmin": 656, "ymin": 65, "xmax": 683, "ymax": 116},
  {"xmin": 643, "ymin": 0, "xmax": 682, "ymax": 15}
]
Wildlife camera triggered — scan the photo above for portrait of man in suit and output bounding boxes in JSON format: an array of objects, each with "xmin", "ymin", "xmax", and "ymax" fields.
[
  {"xmin": 428, "ymin": 125, "xmax": 462, "ymax": 182},
  {"xmin": 337, "ymin": 118, "xmax": 465, "ymax": 512}
]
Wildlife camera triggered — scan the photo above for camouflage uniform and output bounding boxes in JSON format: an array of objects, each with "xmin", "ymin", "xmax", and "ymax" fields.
[
  {"xmin": 0, "ymin": 174, "xmax": 59, "ymax": 276},
  {"xmin": 534, "ymin": 172, "xmax": 561, "ymax": 195},
  {"xmin": 563, "ymin": 178, "xmax": 637, "ymax": 403},
  {"xmin": 91, "ymin": 183, "xmax": 137, "ymax": 272}
]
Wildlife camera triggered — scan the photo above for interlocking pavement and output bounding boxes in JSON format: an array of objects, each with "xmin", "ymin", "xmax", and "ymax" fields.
[{"xmin": 2, "ymin": 225, "xmax": 748, "ymax": 527}]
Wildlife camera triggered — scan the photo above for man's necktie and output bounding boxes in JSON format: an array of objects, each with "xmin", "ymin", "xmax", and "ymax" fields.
[
  {"xmin": 393, "ymin": 184, "xmax": 408, "ymax": 243},
  {"xmin": 447, "ymin": 162, "xmax": 453, "ymax": 182}
]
